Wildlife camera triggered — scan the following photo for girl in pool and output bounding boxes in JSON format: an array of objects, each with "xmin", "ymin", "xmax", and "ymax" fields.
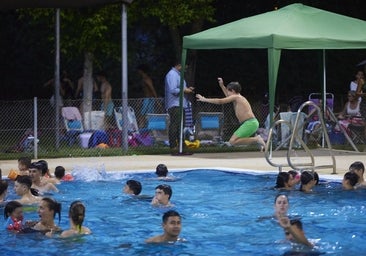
[
  {"xmin": 60, "ymin": 201, "xmax": 91, "ymax": 238},
  {"xmin": 274, "ymin": 172, "xmax": 296, "ymax": 190},
  {"xmin": 274, "ymin": 194, "xmax": 289, "ymax": 220},
  {"xmin": 299, "ymin": 171, "xmax": 317, "ymax": 193},
  {"xmin": 29, "ymin": 197, "xmax": 62, "ymax": 234},
  {"xmin": 4, "ymin": 200, "xmax": 25, "ymax": 232}
]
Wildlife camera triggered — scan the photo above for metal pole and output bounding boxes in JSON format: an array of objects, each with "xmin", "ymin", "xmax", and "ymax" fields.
[
  {"xmin": 121, "ymin": 3, "xmax": 128, "ymax": 151},
  {"xmin": 322, "ymin": 50, "xmax": 326, "ymax": 147},
  {"xmin": 55, "ymin": 8, "xmax": 61, "ymax": 149},
  {"xmin": 34, "ymin": 97, "xmax": 38, "ymax": 159}
]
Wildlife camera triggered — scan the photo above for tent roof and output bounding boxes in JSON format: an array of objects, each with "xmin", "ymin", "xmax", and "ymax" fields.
[
  {"xmin": 0, "ymin": 0, "xmax": 125, "ymax": 9},
  {"xmin": 183, "ymin": 3, "xmax": 366, "ymax": 50}
]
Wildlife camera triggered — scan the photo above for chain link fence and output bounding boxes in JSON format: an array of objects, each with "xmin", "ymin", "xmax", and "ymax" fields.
[{"xmin": 0, "ymin": 96, "xmax": 359, "ymax": 160}]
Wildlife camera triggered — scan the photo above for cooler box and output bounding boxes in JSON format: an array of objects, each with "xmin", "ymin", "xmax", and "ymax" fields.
[{"xmin": 79, "ymin": 132, "xmax": 93, "ymax": 148}]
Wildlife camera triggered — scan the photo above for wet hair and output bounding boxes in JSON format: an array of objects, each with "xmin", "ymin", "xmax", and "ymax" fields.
[
  {"xmin": 275, "ymin": 172, "xmax": 291, "ymax": 189},
  {"xmin": 37, "ymin": 160, "xmax": 49, "ymax": 176},
  {"xmin": 0, "ymin": 180, "xmax": 8, "ymax": 196},
  {"xmin": 290, "ymin": 219, "xmax": 303, "ymax": 230},
  {"xmin": 54, "ymin": 166, "xmax": 66, "ymax": 179},
  {"xmin": 29, "ymin": 162, "xmax": 42, "ymax": 172},
  {"xmin": 300, "ymin": 171, "xmax": 314, "ymax": 191},
  {"xmin": 69, "ymin": 201, "xmax": 86, "ymax": 232},
  {"xmin": 18, "ymin": 156, "xmax": 31, "ymax": 168},
  {"xmin": 156, "ymin": 164, "xmax": 168, "ymax": 177},
  {"xmin": 162, "ymin": 210, "xmax": 180, "ymax": 223},
  {"xmin": 126, "ymin": 180, "xmax": 142, "ymax": 195},
  {"xmin": 15, "ymin": 175, "xmax": 32, "ymax": 189},
  {"xmin": 344, "ymin": 171, "xmax": 358, "ymax": 187},
  {"xmin": 288, "ymin": 170, "xmax": 298, "ymax": 179},
  {"xmin": 4, "ymin": 201, "xmax": 22, "ymax": 219},
  {"xmin": 42, "ymin": 197, "xmax": 62, "ymax": 223},
  {"xmin": 313, "ymin": 171, "xmax": 319, "ymax": 185},
  {"xmin": 15, "ymin": 175, "xmax": 39, "ymax": 196},
  {"xmin": 156, "ymin": 184, "xmax": 172, "ymax": 199},
  {"xmin": 349, "ymin": 161, "xmax": 365, "ymax": 173},
  {"xmin": 226, "ymin": 82, "xmax": 242, "ymax": 93},
  {"xmin": 274, "ymin": 193, "xmax": 289, "ymax": 204}
]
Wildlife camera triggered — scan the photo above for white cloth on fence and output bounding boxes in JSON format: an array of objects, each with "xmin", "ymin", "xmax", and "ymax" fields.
[{"xmin": 280, "ymin": 112, "xmax": 306, "ymax": 147}]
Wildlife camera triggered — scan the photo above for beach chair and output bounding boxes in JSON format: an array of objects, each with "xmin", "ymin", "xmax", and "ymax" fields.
[
  {"xmin": 195, "ymin": 112, "xmax": 224, "ymax": 143},
  {"xmin": 61, "ymin": 107, "xmax": 84, "ymax": 146},
  {"xmin": 305, "ymin": 93, "xmax": 334, "ymax": 144},
  {"xmin": 146, "ymin": 113, "xmax": 170, "ymax": 144},
  {"xmin": 347, "ymin": 117, "xmax": 366, "ymax": 144}
]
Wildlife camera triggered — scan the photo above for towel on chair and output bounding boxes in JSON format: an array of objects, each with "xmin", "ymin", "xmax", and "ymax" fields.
[{"xmin": 62, "ymin": 107, "xmax": 82, "ymax": 121}]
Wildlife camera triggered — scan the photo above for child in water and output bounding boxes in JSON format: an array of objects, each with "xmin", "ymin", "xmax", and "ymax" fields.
[{"xmin": 4, "ymin": 201, "xmax": 25, "ymax": 232}]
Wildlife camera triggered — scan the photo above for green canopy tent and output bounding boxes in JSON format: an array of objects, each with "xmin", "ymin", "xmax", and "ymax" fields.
[{"xmin": 177, "ymin": 3, "xmax": 366, "ymax": 153}]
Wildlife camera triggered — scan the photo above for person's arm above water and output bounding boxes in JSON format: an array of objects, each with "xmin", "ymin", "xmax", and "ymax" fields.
[{"xmin": 278, "ymin": 216, "xmax": 313, "ymax": 248}]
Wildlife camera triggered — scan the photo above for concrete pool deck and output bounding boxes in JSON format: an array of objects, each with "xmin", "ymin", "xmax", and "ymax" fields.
[{"xmin": 1, "ymin": 148, "xmax": 365, "ymax": 180}]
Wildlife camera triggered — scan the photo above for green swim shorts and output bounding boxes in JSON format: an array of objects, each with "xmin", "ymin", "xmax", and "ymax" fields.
[{"xmin": 234, "ymin": 118, "xmax": 259, "ymax": 138}]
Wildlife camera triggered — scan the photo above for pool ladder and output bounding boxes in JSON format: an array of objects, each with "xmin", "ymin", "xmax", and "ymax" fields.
[{"xmin": 264, "ymin": 101, "xmax": 337, "ymax": 174}]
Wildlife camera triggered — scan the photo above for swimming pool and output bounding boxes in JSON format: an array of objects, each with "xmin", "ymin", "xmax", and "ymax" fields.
[{"xmin": 1, "ymin": 168, "xmax": 366, "ymax": 256}]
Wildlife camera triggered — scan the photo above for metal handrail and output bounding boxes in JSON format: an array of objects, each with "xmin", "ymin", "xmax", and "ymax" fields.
[{"xmin": 265, "ymin": 100, "xmax": 337, "ymax": 174}]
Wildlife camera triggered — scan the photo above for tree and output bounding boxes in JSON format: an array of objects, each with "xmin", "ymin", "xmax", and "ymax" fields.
[
  {"xmin": 19, "ymin": 6, "xmax": 121, "ymax": 113},
  {"xmin": 128, "ymin": 0, "xmax": 215, "ymax": 85}
]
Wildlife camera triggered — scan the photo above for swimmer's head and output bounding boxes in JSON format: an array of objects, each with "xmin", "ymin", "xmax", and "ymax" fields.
[
  {"xmin": 156, "ymin": 164, "xmax": 168, "ymax": 177},
  {"xmin": 125, "ymin": 180, "xmax": 142, "ymax": 195}
]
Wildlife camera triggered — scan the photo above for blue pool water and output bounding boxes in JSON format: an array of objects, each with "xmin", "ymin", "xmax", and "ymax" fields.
[{"xmin": 1, "ymin": 168, "xmax": 366, "ymax": 256}]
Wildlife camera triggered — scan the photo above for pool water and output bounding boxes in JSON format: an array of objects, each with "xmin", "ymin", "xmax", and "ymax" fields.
[{"xmin": 1, "ymin": 168, "xmax": 366, "ymax": 256}]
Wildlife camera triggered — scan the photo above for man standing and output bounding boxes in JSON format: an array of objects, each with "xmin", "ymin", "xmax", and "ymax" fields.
[
  {"xmin": 196, "ymin": 77, "xmax": 265, "ymax": 151},
  {"xmin": 97, "ymin": 71, "xmax": 114, "ymax": 128},
  {"xmin": 164, "ymin": 61, "xmax": 194, "ymax": 154}
]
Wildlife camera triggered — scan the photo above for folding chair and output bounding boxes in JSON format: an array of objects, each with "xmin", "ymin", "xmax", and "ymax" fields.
[
  {"xmin": 195, "ymin": 112, "xmax": 224, "ymax": 143},
  {"xmin": 146, "ymin": 113, "xmax": 170, "ymax": 143},
  {"xmin": 61, "ymin": 107, "xmax": 84, "ymax": 146},
  {"xmin": 305, "ymin": 93, "xmax": 334, "ymax": 145},
  {"xmin": 347, "ymin": 117, "xmax": 366, "ymax": 144}
]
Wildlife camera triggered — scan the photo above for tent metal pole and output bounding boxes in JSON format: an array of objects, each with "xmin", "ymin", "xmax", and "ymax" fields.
[
  {"xmin": 322, "ymin": 50, "xmax": 327, "ymax": 147},
  {"xmin": 178, "ymin": 50, "xmax": 187, "ymax": 153},
  {"xmin": 121, "ymin": 3, "xmax": 128, "ymax": 152},
  {"xmin": 55, "ymin": 8, "xmax": 61, "ymax": 150}
]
